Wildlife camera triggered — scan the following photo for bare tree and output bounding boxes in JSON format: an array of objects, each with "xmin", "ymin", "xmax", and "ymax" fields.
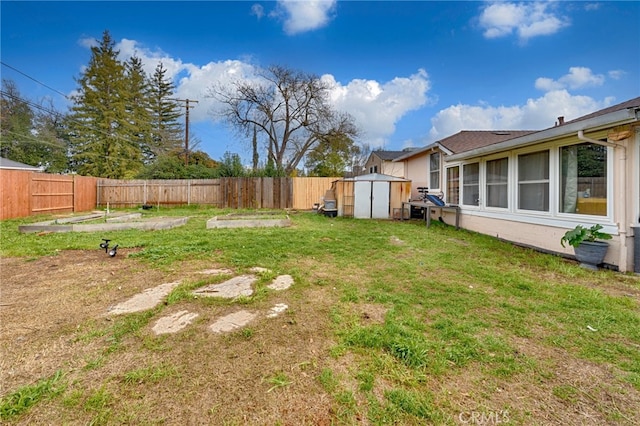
[{"xmin": 209, "ymin": 65, "xmax": 358, "ymax": 174}]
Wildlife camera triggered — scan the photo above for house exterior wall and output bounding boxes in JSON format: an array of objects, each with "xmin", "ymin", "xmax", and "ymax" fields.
[
  {"xmin": 381, "ymin": 161, "xmax": 405, "ymax": 178},
  {"xmin": 403, "ymin": 151, "xmax": 429, "ymax": 199},
  {"xmin": 364, "ymin": 156, "xmax": 382, "ymax": 174},
  {"xmin": 436, "ymin": 124, "xmax": 639, "ymax": 272},
  {"xmin": 364, "ymin": 155, "xmax": 405, "ymax": 178}
]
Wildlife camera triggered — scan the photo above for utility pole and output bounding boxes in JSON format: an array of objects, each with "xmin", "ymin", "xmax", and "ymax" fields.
[{"xmin": 172, "ymin": 98, "xmax": 199, "ymax": 166}]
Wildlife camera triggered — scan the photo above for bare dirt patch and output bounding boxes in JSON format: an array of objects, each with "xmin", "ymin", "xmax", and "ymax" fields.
[{"xmin": 0, "ymin": 251, "xmax": 339, "ymax": 424}]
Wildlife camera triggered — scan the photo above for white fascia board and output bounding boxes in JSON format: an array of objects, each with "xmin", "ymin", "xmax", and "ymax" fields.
[
  {"xmin": 393, "ymin": 143, "xmax": 452, "ymax": 162},
  {"xmin": 446, "ymin": 107, "xmax": 639, "ymax": 162}
]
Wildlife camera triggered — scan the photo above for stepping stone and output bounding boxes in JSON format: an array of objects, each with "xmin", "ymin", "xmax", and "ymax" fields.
[
  {"xmin": 266, "ymin": 303, "xmax": 288, "ymax": 318},
  {"xmin": 197, "ymin": 268, "xmax": 234, "ymax": 275},
  {"xmin": 192, "ymin": 275, "xmax": 257, "ymax": 298},
  {"xmin": 209, "ymin": 310, "xmax": 257, "ymax": 333},
  {"xmin": 107, "ymin": 281, "xmax": 181, "ymax": 315},
  {"xmin": 267, "ymin": 275, "xmax": 294, "ymax": 291},
  {"xmin": 250, "ymin": 267, "xmax": 271, "ymax": 274},
  {"xmin": 152, "ymin": 310, "xmax": 199, "ymax": 335}
]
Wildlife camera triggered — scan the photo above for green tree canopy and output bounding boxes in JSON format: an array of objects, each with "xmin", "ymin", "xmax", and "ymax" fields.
[
  {"xmin": 148, "ymin": 62, "xmax": 183, "ymax": 159},
  {"xmin": 1, "ymin": 78, "xmax": 68, "ymax": 172},
  {"xmin": 68, "ymin": 30, "xmax": 143, "ymax": 178}
]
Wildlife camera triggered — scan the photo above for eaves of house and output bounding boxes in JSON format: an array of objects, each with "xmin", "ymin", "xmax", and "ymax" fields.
[{"xmin": 447, "ymin": 97, "xmax": 640, "ymax": 161}]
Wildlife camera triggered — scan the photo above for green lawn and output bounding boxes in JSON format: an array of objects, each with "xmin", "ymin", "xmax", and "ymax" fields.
[{"xmin": 1, "ymin": 207, "xmax": 639, "ymax": 425}]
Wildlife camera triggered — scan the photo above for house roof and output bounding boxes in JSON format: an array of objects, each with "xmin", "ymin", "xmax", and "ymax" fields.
[
  {"xmin": 437, "ymin": 130, "xmax": 537, "ymax": 154},
  {"xmin": 371, "ymin": 150, "xmax": 407, "ymax": 161},
  {"xmin": 393, "ymin": 130, "xmax": 535, "ymax": 161},
  {"xmin": 560, "ymin": 96, "xmax": 640, "ymax": 127},
  {"xmin": 447, "ymin": 96, "xmax": 640, "ymax": 161},
  {"xmin": 0, "ymin": 157, "xmax": 43, "ymax": 171}
]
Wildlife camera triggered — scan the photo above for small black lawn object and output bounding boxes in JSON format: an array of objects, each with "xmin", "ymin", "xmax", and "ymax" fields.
[
  {"xmin": 100, "ymin": 239, "xmax": 111, "ymax": 253},
  {"xmin": 99, "ymin": 239, "xmax": 118, "ymax": 257}
]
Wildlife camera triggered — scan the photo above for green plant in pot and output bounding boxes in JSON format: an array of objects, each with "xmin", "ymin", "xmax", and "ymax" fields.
[{"xmin": 560, "ymin": 224, "xmax": 612, "ymax": 270}]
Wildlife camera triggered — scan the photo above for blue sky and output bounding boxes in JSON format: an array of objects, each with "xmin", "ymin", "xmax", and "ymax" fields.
[{"xmin": 2, "ymin": 1, "xmax": 639, "ymax": 164}]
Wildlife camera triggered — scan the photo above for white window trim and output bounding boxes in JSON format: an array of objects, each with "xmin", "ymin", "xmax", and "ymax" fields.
[
  {"xmin": 485, "ymin": 156, "xmax": 509, "ymax": 210},
  {"xmin": 428, "ymin": 152, "xmax": 441, "ymax": 192},
  {"xmin": 444, "ymin": 139, "xmax": 614, "ymax": 229}
]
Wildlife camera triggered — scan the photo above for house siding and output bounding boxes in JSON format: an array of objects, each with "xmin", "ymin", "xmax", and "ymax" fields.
[{"xmin": 443, "ymin": 125, "xmax": 639, "ymax": 271}]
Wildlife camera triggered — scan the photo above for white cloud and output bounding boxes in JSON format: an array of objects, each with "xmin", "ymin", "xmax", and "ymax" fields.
[
  {"xmin": 535, "ymin": 67, "xmax": 605, "ymax": 91},
  {"xmin": 92, "ymin": 36, "xmax": 429, "ymax": 146},
  {"xmin": 78, "ymin": 37, "xmax": 98, "ymax": 49},
  {"xmin": 274, "ymin": 0, "xmax": 337, "ymax": 35},
  {"xmin": 251, "ymin": 4, "xmax": 265, "ymax": 19},
  {"xmin": 608, "ymin": 69, "xmax": 626, "ymax": 80},
  {"xmin": 322, "ymin": 69, "xmax": 432, "ymax": 147},
  {"xmin": 478, "ymin": 1, "xmax": 569, "ymax": 42},
  {"xmin": 427, "ymin": 90, "xmax": 612, "ymax": 142}
]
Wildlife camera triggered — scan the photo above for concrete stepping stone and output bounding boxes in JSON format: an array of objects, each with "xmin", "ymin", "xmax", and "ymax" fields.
[
  {"xmin": 209, "ymin": 310, "xmax": 257, "ymax": 333},
  {"xmin": 266, "ymin": 303, "xmax": 288, "ymax": 318},
  {"xmin": 152, "ymin": 310, "xmax": 199, "ymax": 335},
  {"xmin": 107, "ymin": 281, "xmax": 181, "ymax": 315},
  {"xmin": 197, "ymin": 268, "xmax": 234, "ymax": 275},
  {"xmin": 192, "ymin": 275, "xmax": 257, "ymax": 298},
  {"xmin": 267, "ymin": 275, "xmax": 294, "ymax": 291},
  {"xmin": 250, "ymin": 267, "xmax": 271, "ymax": 274}
]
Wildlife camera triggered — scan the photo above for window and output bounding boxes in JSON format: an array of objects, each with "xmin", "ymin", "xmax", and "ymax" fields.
[
  {"xmin": 429, "ymin": 153, "xmax": 440, "ymax": 190},
  {"xmin": 560, "ymin": 142, "xmax": 607, "ymax": 216},
  {"xmin": 369, "ymin": 165, "xmax": 378, "ymax": 174},
  {"xmin": 462, "ymin": 163, "xmax": 479, "ymax": 206},
  {"xmin": 446, "ymin": 166, "xmax": 459, "ymax": 204},
  {"xmin": 486, "ymin": 158, "xmax": 508, "ymax": 208},
  {"xmin": 518, "ymin": 150, "xmax": 549, "ymax": 211}
]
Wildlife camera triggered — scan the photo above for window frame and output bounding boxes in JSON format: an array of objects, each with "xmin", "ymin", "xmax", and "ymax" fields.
[
  {"xmin": 516, "ymin": 149, "xmax": 550, "ymax": 213},
  {"xmin": 429, "ymin": 152, "xmax": 441, "ymax": 192},
  {"xmin": 485, "ymin": 157, "xmax": 509, "ymax": 209}
]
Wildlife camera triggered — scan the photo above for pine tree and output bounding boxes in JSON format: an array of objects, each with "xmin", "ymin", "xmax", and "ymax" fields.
[
  {"xmin": 148, "ymin": 62, "xmax": 183, "ymax": 158},
  {"xmin": 68, "ymin": 30, "xmax": 143, "ymax": 178},
  {"xmin": 125, "ymin": 56, "xmax": 154, "ymax": 164},
  {"xmin": 0, "ymin": 79, "xmax": 35, "ymax": 162}
]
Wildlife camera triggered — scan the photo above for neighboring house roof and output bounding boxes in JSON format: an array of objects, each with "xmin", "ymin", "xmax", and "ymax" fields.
[
  {"xmin": 447, "ymin": 96, "xmax": 640, "ymax": 161},
  {"xmin": 370, "ymin": 150, "xmax": 407, "ymax": 161},
  {"xmin": 0, "ymin": 157, "xmax": 43, "ymax": 171}
]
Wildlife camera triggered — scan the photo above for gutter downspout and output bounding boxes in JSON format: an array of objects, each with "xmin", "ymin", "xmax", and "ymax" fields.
[{"xmin": 577, "ymin": 130, "xmax": 628, "ymax": 271}]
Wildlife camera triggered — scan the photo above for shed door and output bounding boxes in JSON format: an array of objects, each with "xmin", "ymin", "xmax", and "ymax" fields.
[
  {"xmin": 353, "ymin": 181, "xmax": 390, "ymax": 219},
  {"xmin": 371, "ymin": 181, "xmax": 390, "ymax": 219},
  {"xmin": 354, "ymin": 181, "xmax": 371, "ymax": 218}
]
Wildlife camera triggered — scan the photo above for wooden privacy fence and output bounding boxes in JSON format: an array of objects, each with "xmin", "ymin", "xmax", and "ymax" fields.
[
  {"xmin": 0, "ymin": 170, "xmax": 97, "ymax": 220},
  {"xmin": 97, "ymin": 177, "xmax": 338, "ymax": 211},
  {"xmin": 1, "ymin": 172, "xmax": 337, "ymax": 219}
]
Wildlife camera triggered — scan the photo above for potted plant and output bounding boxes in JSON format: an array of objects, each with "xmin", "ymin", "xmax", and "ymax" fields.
[{"xmin": 560, "ymin": 224, "xmax": 612, "ymax": 270}]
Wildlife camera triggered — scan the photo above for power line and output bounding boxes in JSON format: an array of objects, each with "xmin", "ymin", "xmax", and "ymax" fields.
[
  {"xmin": 1, "ymin": 61, "xmax": 70, "ymax": 99},
  {"xmin": 171, "ymin": 98, "xmax": 199, "ymax": 165}
]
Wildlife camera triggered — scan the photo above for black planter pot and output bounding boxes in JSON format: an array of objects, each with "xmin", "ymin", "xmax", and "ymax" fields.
[{"xmin": 574, "ymin": 241, "xmax": 609, "ymax": 270}]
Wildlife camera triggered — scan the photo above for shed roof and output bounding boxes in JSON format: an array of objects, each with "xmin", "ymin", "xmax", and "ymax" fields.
[{"xmin": 345, "ymin": 173, "xmax": 409, "ymax": 182}]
